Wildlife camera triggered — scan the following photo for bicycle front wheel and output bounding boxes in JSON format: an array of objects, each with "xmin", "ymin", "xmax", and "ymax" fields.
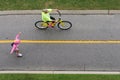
[
  {"xmin": 58, "ymin": 21, "xmax": 72, "ymax": 30},
  {"xmin": 35, "ymin": 21, "xmax": 48, "ymax": 30}
]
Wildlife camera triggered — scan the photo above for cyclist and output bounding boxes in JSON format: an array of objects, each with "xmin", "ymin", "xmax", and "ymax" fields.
[
  {"xmin": 41, "ymin": 9, "xmax": 59, "ymax": 27},
  {"xmin": 10, "ymin": 32, "xmax": 22, "ymax": 57}
]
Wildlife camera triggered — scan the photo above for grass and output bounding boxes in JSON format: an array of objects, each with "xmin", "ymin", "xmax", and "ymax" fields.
[
  {"xmin": 0, "ymin": 74, "xmax": 120, "ymax": 80},
  {"xmin": 0, "ymin": 0, "xmax": 120, "ymax": 10}
]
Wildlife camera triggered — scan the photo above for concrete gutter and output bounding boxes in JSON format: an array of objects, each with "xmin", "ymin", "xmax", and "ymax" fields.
[
  {"xmin": 0, "ymin": 71, "xmax": 120, "ymax": 74},
  {"xmin": 0, "ymin": 10, "xmax": 120, "ymax": 15}
]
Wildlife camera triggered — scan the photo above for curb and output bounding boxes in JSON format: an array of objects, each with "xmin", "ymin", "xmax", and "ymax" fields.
[
  {"xmin": 0, "ymin": 10, "xmax": 120, "ymax": 15},
  {"xmin": 0, "ymin": 71, "xmax": 120, "ymax": 74}
]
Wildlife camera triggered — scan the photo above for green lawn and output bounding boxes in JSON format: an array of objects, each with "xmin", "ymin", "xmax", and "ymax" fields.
[
  {"xmin": 0, "ymin": 74, "xmax": 120, "ymax": 80},
  {"xmin": 0, "ymin": 0, "xmax": 120, "ymax": 10}
]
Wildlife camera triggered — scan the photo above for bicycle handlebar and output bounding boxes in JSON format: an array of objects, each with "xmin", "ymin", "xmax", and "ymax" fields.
[{"xmin": 57, "ymin": 10, "xmax": 61, "ymax": 17}]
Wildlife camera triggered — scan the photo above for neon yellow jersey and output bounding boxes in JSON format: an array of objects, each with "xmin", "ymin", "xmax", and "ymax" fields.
[{"xmin": 42, "ymin": 9, "xmax": 52, "ymax": 22}]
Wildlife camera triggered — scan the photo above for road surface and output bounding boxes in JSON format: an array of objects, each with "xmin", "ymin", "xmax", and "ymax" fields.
[{"xmin": 0, "ymin": 14, "xmax": 120, "ymax": 71}]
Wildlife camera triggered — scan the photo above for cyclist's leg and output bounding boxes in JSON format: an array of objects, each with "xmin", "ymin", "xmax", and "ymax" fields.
[
  {"xmin": 50, "ymin": 16, "xmax": 56, "ymax": 23},
  {"xmin": 46, "ymin": 21, "xmax": 52, "ymax": 27},
  {"xmin": 50, "ymin": 16, "xmax": 55, "ymax": 20},
  {"xmin": 49, "ymin": 16, "xmax": 56, "ymax": 27}
]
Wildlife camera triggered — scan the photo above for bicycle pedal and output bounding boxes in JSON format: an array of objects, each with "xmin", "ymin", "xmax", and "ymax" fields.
[{"xmin": 52, "ymin": 23, "xmax": 55, "ymax": 26}]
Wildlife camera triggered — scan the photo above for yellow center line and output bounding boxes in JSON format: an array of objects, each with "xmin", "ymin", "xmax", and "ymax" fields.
[{"xmin": 0, "ymin": 40, "xmax": 120, "ymax": 44}]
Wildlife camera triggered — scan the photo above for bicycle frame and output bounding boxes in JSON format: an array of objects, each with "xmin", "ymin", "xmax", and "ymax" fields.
[{"xmin": 46, "ymin": 18, "xmax": 62, "ymax": 27}]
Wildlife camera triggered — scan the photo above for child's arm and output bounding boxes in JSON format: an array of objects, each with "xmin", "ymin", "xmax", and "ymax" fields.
[{"xmin": 15, "ymin": 32, "xmax": 21, "ymax": 40}]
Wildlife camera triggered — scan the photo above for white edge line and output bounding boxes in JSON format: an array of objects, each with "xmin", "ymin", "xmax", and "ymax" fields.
[{"xmin": 0, "ymin": 71, "xmax": 120, "ymax": 74}]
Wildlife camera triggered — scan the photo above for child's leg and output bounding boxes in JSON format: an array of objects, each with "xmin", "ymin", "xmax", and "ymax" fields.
[
  {"xmin": 15, "ymin": 47, "xmax": 19, "ymax": 55},
  {"xmin": 15, "ymin": 48, "xmax": 22, "ymax": 57}
]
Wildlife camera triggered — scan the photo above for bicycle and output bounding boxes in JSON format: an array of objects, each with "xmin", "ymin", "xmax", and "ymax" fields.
[{"xmin": 35, "ymin": 11, "xmax": 72, "ymax": 30}]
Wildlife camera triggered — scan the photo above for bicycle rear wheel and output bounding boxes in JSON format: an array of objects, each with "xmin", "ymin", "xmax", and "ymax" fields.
[
  {"xmin": 58, "ymin": 21, "xmax": 72, "ymax": 30},
  {"xmin": 35, "ymin": 21, "xmax": 48, "ymax": 30}
]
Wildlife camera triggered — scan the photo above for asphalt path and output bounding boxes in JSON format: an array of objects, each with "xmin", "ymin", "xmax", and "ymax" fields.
[{"xmin": 0, "ymin": 14, "xmax": 120, "ymax": 71}]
